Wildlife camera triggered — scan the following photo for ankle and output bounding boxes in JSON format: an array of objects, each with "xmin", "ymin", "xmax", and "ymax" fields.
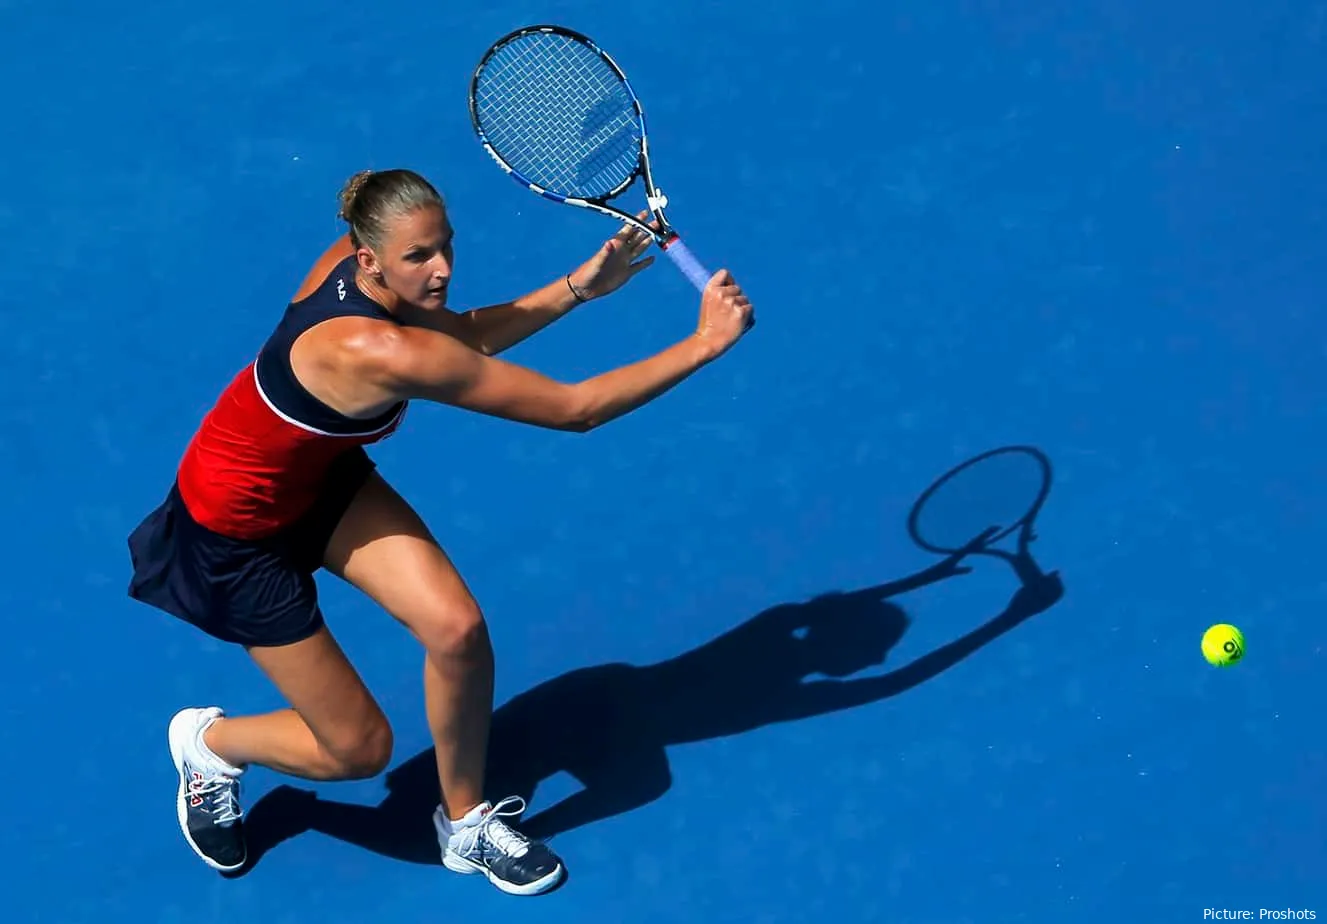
[
  {"xmin": 200, "ymin": 715, "xmax": 223, "ymax": 753},
  {"xmin": 200, "ymin": 716, "xmax": 245, "ymax": 774},
  {"xmin": 439, "ymin": 799, "xmax": 490, "ymax": 831}
]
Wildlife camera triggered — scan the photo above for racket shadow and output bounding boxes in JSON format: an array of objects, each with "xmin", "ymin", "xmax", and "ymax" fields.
[{"xmin": 233, "ymin": 455, "xmax": 1065, "ymax": 875}]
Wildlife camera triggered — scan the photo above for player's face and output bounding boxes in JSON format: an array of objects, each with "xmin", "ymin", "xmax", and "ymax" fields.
[{"xmin": 378, "ymin": 204, "xmax": 455, "ymax": 310}]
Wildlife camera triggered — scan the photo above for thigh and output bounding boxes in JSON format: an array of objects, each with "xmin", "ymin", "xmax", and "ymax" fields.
[
  {"xmin": 245, "ymin": 624, "xmax": 388, "ymax": 750},
  {"xmin": 323, "ymin": 472, "xmax": 481, "ymax": 641}
]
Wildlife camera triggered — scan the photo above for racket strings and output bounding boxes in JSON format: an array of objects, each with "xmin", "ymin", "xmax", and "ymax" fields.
[{"xmin": 474, "ymin": 34, "xmax": 642, "ymax": 199}]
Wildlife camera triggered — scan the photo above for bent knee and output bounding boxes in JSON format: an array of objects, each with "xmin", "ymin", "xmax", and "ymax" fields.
[
  {"xmin": 323, "ymin": 718, "xmax": 394, "ymax": 779},
  {"xmin": 415, "ymin": 601, "xmax": 490, "ymax": 657}
]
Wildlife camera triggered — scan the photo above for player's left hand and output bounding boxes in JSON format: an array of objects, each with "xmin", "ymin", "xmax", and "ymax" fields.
[{"xmin": 567, "ymin": 212, "xmax": 657, "ymax": 300}]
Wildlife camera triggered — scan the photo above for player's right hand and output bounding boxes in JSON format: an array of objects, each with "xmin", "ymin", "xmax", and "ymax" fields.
[{"xmin": 694, "ymin": 269, "xmax": 754, "ymax": 357}]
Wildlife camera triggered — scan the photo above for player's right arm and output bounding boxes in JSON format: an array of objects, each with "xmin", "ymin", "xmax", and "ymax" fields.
[{"xmin": 365, "ymin": 269, "xmax": 753, "ymax": 432}]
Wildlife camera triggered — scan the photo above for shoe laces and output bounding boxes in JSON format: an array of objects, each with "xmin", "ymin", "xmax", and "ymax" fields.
[
  {"xmin": 457, "ymin": 796, "xmax": 530, "ymax": 859},
  {"xmin": 188, "ymin": 771, "xmax": 242, "ymax": 826}
]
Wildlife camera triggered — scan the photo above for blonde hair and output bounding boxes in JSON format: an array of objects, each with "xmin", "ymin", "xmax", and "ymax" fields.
[{"xmin": 337, "ymin": 168, "xmax": 444, "ymax": 251}]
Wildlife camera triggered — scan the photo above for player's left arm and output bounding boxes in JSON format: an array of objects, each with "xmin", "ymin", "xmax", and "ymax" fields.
[
  {"xmin": 448, "ymin": 274, "xmax": 588, "ymax": 356},
  {"xmin": 447, "ymin": 215, "xmax": 659, "ymax": 356}
]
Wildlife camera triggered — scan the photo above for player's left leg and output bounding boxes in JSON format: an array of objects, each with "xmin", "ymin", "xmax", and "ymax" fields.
[{"xmin": 323, "ymin": 471, "xmax": 564, "ymax": 896}]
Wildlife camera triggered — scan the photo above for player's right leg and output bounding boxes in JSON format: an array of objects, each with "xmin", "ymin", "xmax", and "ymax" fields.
[
  {"xmin": 128, "ymin": 478, "xmax": 390, "ymax": 873},
  {"xmin": 168, "ymin": 625, "xmax": 392, "ymax": 872},
  {"xmin": 201, "ymin": 629, "xmax": 391, "ymax": 781}
]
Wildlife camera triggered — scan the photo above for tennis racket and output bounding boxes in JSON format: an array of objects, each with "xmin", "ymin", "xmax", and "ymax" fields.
[
  {"xmin": 907, "ymin": 446, "xmax": 1054, "ymax": 584},
  {"xmin": 468, "ymin": 24, "xmax": 713, "ymax": 292}
]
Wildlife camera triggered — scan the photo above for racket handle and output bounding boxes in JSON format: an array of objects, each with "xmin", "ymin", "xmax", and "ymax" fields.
[{"xmin": 662, "ymin": 238, "xmax": 712, "ymax": 292}]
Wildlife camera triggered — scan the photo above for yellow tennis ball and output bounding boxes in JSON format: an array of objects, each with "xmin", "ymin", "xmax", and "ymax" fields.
[{"xmin": 1202, "ymin": 624, "xmax": 1245, "ymax": 666}]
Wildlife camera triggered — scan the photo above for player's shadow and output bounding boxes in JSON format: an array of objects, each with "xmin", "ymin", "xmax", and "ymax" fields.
[{"xmin": 234, "ymin": 448, "xmax": 1064, "ymax": 875}]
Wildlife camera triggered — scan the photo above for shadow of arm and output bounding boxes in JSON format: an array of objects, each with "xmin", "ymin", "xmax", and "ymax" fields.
[
  {"xmin": 743, "ymin": 558, "xmax": 973, "ymax": 638},
  {"xmin": 783, "ymin": 573, "xmax": 1064, "ymax": 719}
]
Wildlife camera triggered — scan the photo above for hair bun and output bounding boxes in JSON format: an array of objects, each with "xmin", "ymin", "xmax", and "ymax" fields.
[{"xmin": 337, "ymin": 170, "xmax": 375, "ymax": 222}]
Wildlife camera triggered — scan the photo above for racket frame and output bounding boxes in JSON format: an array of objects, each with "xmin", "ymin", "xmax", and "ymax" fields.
[
  {"xmin": 468, "ymin": 24, "xmax": 689, "ymax": 253},
  {"xmin": 906, "ymin": 445, "xmax": 1053, "ymax": 563}
]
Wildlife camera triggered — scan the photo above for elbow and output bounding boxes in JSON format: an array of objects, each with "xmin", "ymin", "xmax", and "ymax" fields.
[
  {"xmin": 558, "ymin": 410, "xmax": 600, "ymax": 434},
  {"xmin": 557, "ymin": 385, "xmax": 603, "ymax": 433}
]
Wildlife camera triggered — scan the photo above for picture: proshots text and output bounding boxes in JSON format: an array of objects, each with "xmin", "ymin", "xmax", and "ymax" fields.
[{"xmin": 1203, "ymin": 911, "xmax": 1316, "ymax": 921}]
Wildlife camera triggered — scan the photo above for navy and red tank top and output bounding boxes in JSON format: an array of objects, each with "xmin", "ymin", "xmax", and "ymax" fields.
[{"xmin": 176, "ymin": 256, "xmax": 407, "ymax": 538}]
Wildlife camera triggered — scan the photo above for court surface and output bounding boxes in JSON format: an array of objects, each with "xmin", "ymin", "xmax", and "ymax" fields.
[{"xmin": 3, "ymin": 0, "xmax": 1324, "ymax": 921}]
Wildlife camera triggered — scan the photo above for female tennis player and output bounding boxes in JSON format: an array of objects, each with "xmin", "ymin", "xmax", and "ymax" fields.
[{"xmin": 127, "ymin": 167, "xmax": 754, "ymax": 895}]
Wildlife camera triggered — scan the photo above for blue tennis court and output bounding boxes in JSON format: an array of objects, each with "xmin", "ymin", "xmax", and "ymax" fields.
[{"xmin": 4, "ymin": 0, "xmax": 1324, "ymax": 921}]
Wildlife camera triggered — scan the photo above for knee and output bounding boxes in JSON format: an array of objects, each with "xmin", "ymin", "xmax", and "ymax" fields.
[
  {"xmin": 324, "ymin": 717, "xmax": 394, "ymax": 779},
  {"xmin": 416, "ymin": 600, "xmax": 491, "ymax": 660}
]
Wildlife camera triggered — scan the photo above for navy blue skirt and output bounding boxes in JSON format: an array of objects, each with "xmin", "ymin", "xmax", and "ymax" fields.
[{"xmin": 127, "ymin": 447, "xmax": 375, "ymax": 647}]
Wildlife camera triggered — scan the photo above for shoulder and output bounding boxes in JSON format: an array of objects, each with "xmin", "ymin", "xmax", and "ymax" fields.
[
  {"xmin": 299, "ymin": 313, "xmax": 401, "ymax": 373},
  {"xmin": 303, "ymin": 314, "xmax": 424, "ymax": 380},
  {"xmin": 292, "ymin": 235, "xmax": 356, "ymax": 302},
  {"xmin": 339, "ymin": 318, "xmax": 482, "ymax": 399},
  {"xmin": 288, "ymin": 313, "xmax": 414, "ymax": 409}
]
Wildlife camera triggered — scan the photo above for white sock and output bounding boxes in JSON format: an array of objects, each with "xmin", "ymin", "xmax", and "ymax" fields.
[{"xmin": 437, "ymin": 801, "xmax": 490, "ymax": 838}]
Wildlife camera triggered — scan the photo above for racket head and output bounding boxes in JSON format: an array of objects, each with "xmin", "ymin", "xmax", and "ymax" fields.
[
  {"xmin": 906, "ymin": 445, "xmax": 1052, "ymax": 555},
  {"xmin": 468, "ymin": 25, "xmax": 648, "ymax": 205}
]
